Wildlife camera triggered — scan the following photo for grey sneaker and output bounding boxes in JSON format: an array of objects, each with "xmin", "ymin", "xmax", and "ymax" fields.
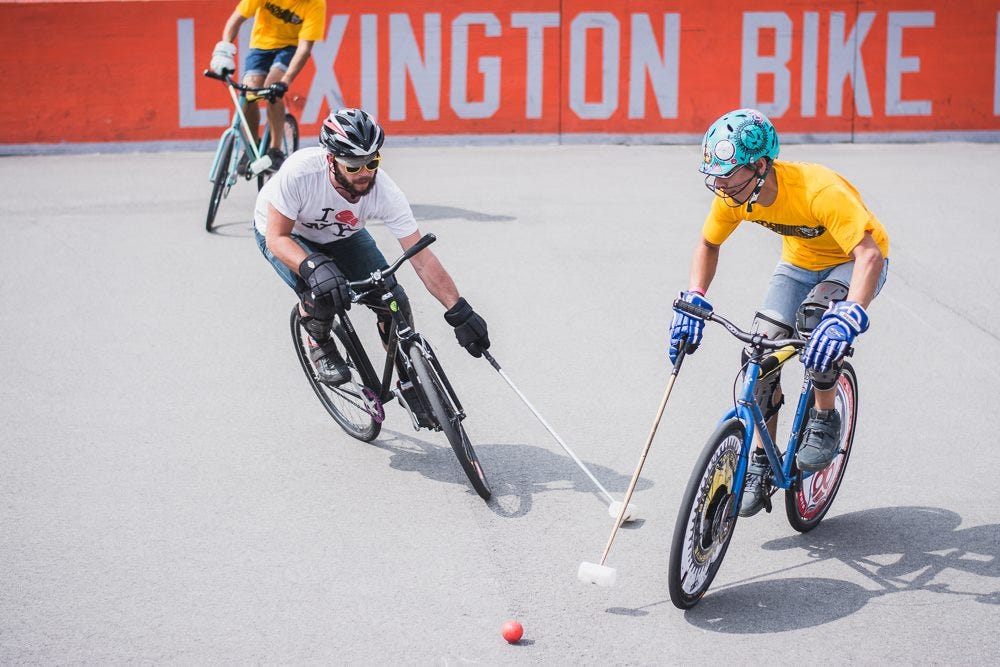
[
  {"xmin": 796, "ymin": 408, "xmax": 842, "ymax": 472},
  {"xmin": 308, "ymin": 336, "xmax": 350, "ymax": 386},
  {"xmin": 739, "ymin": 453, "xmax": 772, "ymax": 517}
]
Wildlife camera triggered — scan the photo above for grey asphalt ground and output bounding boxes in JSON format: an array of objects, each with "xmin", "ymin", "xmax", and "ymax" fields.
[{"xmin": 2, "ymin": 142, "xmax": 998, "ymax": 664}]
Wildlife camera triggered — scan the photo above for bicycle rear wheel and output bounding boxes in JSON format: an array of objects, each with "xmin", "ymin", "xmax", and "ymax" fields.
[
  {"xmin": 206, "ymin": 133, "xmax": 235, "ymax": 232},
  {"xmin": 257, "ymin": 113, "xmax": 299, "ymax": 190},
  {"xmin": 408, "ymin": 344, "xmax": 491, "ymax": 500},
  {"xmin": 785, "ymin": 362, "xmax": 858, "ymax": 532},
  {"xmin": 668, "ymin": 418, "xmax": 745, "ymax": 609},
  {"xmin": 290, "ymin": 307, "xmax": 382, "ymax": 442}
]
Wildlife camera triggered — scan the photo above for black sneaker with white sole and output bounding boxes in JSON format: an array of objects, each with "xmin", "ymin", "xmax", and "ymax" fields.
[{"xmin": 307, "ymin": 336, "xmax": 350, "ymax": 386}]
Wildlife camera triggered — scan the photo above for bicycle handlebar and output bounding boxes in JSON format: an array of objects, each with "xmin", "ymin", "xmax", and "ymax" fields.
[
  {"xmin": 672, "ymin": 298, "xmax": 805, "ymax": 351},
  {"xmin": 203, "ymin": 69, "xmax": 280, "ymax": 102},
  {"xmin": 347, "ymin": 233, "xmax": 437, "ymax": 295}
]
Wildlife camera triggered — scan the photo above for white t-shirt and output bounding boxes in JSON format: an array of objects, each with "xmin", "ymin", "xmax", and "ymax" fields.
[{"xmin": 254, "ymin": 147, "xmax": 419, "ymax": 243}]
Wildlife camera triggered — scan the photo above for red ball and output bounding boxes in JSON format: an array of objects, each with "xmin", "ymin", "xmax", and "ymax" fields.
[{"xmin": 501, "ymin": 620, "xmax": 523, "ymax": 643}]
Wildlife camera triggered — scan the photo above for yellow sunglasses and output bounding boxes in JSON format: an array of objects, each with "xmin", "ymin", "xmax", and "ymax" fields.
[{"xmin": 338, "ymin": 154, "xmax": 381, "ymax": 174}]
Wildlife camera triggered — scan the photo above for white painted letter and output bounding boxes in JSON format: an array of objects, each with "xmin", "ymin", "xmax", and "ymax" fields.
[
  {"xmin": 511, "ymin": 12, "xmax": 560, "ymax": 119},
  {"xmin": 389, "ymin": 13, "xmax": 442, "ymax": 121},
  {"xmin": 303, "ymin": 16, "xmax": 349, "ymax": 123},
  {"xmin": 628, "ymin": 13, "xmax": 680, "ymax": 119},
  {"xmin": 177, "ymin": 19, "xmax": 228, "ymax": 127},
  {"xmin": 886, "ymin": 11, "xmax": 934, "ymax": 116},
  {"xmin": 569, "ymin": 13, "xmax": 620, "ymax": 120},
  {"xmin": 741, "ymin": 12, "xmax": 792, "ymax": 117},
  {"xmin": 801, "ymin": 12, "xmax": 819, "ymax": 117},
  {"xmin": 827, "ymin": 12, "xmax": 874, "ymax": 117},
  {"xmin": 361, "ymin": 14, "xmax": 378, "ymax": 114},
  {"xmin": 450, "ymin": 13, "xmax": 501, "ymax": 119}
]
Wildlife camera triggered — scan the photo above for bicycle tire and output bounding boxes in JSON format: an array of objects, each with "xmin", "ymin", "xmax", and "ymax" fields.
[
  {"xmin": 668, "ymin": 418, "xmax": 745, "ymax": 609},
  {"xmin": 290, "ymin": 306, "xmax": 382, "ymax": 442},
  {"xmin": 408, "ymin": 345, "xmax": 491, "ymax": 500},
  {"xmin": 206, "ymin": 132, "xmax": 235, "ymax": 232},
  {"xmin": 257, "ymin": 113, "xmax": 299, "ymax": 190},
  {"xmin": 784, "ymin": 362, "xmax": 858, "ymax": 532}
]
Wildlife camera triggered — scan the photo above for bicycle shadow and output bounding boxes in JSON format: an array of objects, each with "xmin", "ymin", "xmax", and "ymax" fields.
[
  {"xmin": 371, "ymin": 428, "xmax": 649, "ymax": 520},
  {"xmin": 207, "ymin": 220, "xmax": 255, "ymax": 237},
  {"xmin": 411, "ymin": 204, "xmax": 515, "ymax": 223},
  {"xmin": 670, "ymin": 506, "xmax": 999, "ymax": 632}
]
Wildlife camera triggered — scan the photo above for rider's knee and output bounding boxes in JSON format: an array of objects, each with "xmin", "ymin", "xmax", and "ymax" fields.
[
  {"xmin": 808, "ymin": 364, "xmax": 843, "ymax": 391},
  {"xmin": 795, "ymin": 280, "xmax": 849, "ymax": 338}
]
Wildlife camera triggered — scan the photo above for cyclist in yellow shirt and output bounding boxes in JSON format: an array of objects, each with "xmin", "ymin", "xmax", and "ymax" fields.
[
  {"xmin": 209, "ymin": 0, "xmax": 327, "ymax": 171},
  {"xmin": 668, "ymin": 108, "xmax": 889, "ymax": 518}
]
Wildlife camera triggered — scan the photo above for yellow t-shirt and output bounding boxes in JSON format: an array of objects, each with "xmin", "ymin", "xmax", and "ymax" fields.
[
  {"xmin": 702, "ymin": 161, "xmax": 890, "ymax": 271},
  {"xmin": 237, "ymin": 0, "xmax": 327, "ymax": 50}
]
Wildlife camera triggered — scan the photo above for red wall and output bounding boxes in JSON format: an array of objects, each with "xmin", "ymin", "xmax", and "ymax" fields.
[{"xmin": 3, "ymin": 0, "xmax": 999, "ymax": 146}]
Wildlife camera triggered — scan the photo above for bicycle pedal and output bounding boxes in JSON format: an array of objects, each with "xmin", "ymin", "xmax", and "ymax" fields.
[
  {"xmin": 249, "ymin": 154, "xmax": 272, "ymax": 175},
  {"xmin": 762, "ymin": 493, "xmax": 773, "ymax": 513}
]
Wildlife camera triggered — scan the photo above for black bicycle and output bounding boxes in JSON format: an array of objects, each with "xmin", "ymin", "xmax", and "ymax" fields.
[{"xmin": 289, "ymin": 233, "xmax": 491, "ymax": 500}]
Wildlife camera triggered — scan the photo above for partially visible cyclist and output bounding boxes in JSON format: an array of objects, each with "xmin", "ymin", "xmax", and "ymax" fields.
[
  {"xmin": 253, "ymin": 107, "xmax": 491, "ymax": 393},
  {"xmin": 668, "ymin": 108, "xmax": 890, "ymax": 517},
  {"xmin": 209, "ymin": 0, "xmax": 326, "ymax": 172}
]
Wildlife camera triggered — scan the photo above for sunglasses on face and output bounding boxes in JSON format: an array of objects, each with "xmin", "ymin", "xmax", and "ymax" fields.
[{"xmin": 337, "ymin": 154, "xmax": 381, "ymax": 174}]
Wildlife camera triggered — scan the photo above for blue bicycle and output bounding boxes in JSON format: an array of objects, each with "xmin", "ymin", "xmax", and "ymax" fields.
[
  {"xmin": 203, "ymin": 69, "xmax": 300, "ymax": 232},
  {"xmin": 667, "ymin": 299, "xmax": 859, "ymax": 608}
]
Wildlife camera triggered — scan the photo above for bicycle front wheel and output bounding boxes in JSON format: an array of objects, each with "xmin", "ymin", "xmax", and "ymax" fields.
[
  {"xmin": 206, "ymin": 133, "xmax": 235, "ymax": 232},
  {"xmin": 408, "ymin": 345, "xmax": 491, "ymax": 500},
  {"xmin": 668, "ymin": 418, "xmax": 745, "ymax": 609},
  {"xmin": 290, "ymin": 306, "xmax": 382, "ymax": 442},
  {"xmin": 785, "ymin": 362, "xmax": 859, "ymax": 532}
]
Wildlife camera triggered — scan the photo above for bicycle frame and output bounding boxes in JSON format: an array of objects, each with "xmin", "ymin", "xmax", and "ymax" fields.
[
  {"xmin": 207, "ymin": 94, "xmax": 274, "ymax": 184},
  {"xmin": 724, "ymin": 346, "xmax": 814, "ymax": 501}
]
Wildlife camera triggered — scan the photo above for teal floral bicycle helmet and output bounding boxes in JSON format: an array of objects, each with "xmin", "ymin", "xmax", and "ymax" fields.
[{"xmin": 700, "ymin": 108, "xmax": 780, "ymax": 176}]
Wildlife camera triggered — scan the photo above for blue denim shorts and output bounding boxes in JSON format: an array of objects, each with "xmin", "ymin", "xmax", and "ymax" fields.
[
  {"xmin": 254, "ymin": 228, "xmax": 390, "ymax": 293},
  {"xmin": 759, "ymin": 258, "xmax": 890, "ymax": 326},
  {"xmin": 244, "ymin": 46, "xmax": 297, "ymax": 77}
]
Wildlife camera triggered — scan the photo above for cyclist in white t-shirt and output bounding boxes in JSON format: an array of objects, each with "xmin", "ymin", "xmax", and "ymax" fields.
[{"xmin": 254, "ymin": 108, "xmax": 490, "ymax": 386}]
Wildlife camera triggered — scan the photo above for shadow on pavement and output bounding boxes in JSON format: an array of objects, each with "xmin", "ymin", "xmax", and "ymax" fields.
[
  {"xmin": 370, "ymin": 428, "xmax": 650, "ymax": 520},
  {"xmin": 610, "ymin": 506, "xmax": 998, "ymax": 630}
]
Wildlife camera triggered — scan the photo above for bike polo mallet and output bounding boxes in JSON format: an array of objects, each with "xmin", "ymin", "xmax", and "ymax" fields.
[
  {"xmin": 482, "ymin": 350, "xmax": 638, "ymax": 522},
  {"xmin": 577, "ymin": 337, "xmax": 690, "ymax": 587}
]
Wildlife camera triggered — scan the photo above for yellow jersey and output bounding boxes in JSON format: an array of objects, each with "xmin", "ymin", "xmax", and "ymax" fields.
[
  {"xmin": 702, "ymin": 161, "xmax": 890, "ymax": 271},
  {"xmin": 237, "ymin": 0, "xmax": 327, "ymax": 50}
]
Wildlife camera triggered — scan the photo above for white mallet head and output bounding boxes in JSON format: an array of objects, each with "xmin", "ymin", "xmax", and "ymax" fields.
[
  {"xmin": 608, "ymin": 501, "xmax": 638, "ymax": 523},
  {"xmin": 577, "ymin": 561, "xmax": 617, "ymax": 587}
]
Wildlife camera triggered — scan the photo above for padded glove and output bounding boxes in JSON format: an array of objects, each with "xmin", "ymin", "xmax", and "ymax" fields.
[
  {"xmin": 444, "ymin": 298, "xmax": 490, "ymax": 358},
  {"xmin": 669, "ymin": 291, "xmax": 712, "ymax": 363},
  {"xmin": 801, "ymin": 300, "xmax": 869, "ymax": 372},
  {"xmin": 299, "ymin": 253, "xmax": 351, "ymax": 320},
  {"xmin": 210, "ymin": 41, "xmax": 237, "ymax": 76}
]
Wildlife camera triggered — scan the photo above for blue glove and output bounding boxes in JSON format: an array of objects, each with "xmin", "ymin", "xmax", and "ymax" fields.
[
  {"xmin": 669, "ymin": 291, "xmax": 712, "ymax": 363},
  {"xmin": 801, "ymin": 300, "xmax": 869, "ymax": 372}
]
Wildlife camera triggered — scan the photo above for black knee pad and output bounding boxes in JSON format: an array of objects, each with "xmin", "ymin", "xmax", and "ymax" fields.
[
  {"xmin": 796, "ymin": 280, "xmax": 849, "ymax": 338},
  {"xmin": 742, "ymin": 311, "xmax": 794, "ymax": 421}
]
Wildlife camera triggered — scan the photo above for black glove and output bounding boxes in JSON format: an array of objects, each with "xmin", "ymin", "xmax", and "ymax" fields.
[
  {"xmin": 444, "ymin": 297, "xmax": 490, "ymax": 358},
  {"xmin": 299, "ymin": 253, "xmax": 350, "ymax": 320},
  {"xmin": 268, "ymin": 81, "xmax": 288, "ymax": 99}
]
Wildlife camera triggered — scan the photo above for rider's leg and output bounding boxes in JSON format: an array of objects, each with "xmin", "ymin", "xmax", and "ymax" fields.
[
  {"xmin": 262, "ymin": 46, "xmax": 296, "ymax": 160},
  {"xmin": 796, "ymin": 260, "xmax": 888, "ymax": 471}
]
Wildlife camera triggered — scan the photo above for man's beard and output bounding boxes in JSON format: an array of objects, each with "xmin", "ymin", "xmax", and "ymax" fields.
[{"xmin": 333, "ymin": 167, "xmax": 377, "ymax": 198}]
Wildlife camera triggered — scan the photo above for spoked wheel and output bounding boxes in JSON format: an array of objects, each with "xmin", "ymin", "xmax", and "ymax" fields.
[
  {"xmin": 668, "ymin": 418, "xmax": 745, "ymax": 609},
  {"xmin": 408, "ymin": 345, "xmax": 491, "ymax": 500},
  {"xmin": 258, "ymin": 114, "xmax": 299, "ymax": 190},
  {"xmin": 206, "ymin": 133, "xmax": 235, "ymax": 232},
  {"xmin": 785, "ymin": 362, "xmax": 858, "ymax": 532},
  {"xmin": 290, "ymin": 307, "xmax": 382, "ymax": 442}
]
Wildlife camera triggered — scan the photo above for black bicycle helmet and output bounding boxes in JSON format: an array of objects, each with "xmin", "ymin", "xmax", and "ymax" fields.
[{"xmin": 320, "ymin": 108, "xmax": 385, "ymax": 168}]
